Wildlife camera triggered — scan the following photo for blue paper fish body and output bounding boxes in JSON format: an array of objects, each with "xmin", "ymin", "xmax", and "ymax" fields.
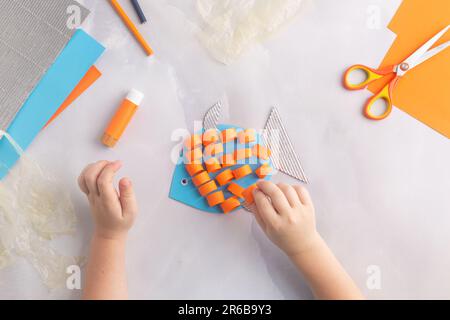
[{"xmin": 169, "ymin": 124, "xmax": 274, "ymax": 214}]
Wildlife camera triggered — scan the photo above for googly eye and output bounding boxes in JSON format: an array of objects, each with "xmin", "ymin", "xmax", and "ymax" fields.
[{"xmin": 181, "ymin": 178, "xmax": 189, "ymax": 186}]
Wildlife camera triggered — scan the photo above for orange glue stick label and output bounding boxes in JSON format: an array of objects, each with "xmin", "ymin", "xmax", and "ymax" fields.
[{"xmin": 102, "ymin": 89, "xmax": 144, "ymax": 148}]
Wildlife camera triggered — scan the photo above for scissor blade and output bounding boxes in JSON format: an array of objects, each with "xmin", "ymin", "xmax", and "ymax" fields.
[
  {"xmin": 402, "ymin": 25, "xmax": 450, "ymax": 68},
  {"xmin": 409, "ymin": 41, "xmax": 450, "ymax": 70}
]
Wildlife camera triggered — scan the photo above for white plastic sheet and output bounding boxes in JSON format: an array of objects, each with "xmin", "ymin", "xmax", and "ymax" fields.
[
  {"xmin": 196, "ymin": 0, "xmax": 305, "ymax": 64},
  {"xmin": 0, "ymin": 131, "xmax": 79, "ymax": 288}
]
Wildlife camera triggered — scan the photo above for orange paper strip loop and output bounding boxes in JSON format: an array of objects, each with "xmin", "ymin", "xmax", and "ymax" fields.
[
  {"xmin": 216, "ymin": 169, "xmax": 234, "ymax": 186},
  {"xmin": 232, "ymin": 165, "xmax": 252, "ymax": 180},
  {"xmin": 203, "ymin": 129, "xmax": 220, "ymax": 146},
  {"xmin": 255, "ymin": 164, "xmax": 273, "ymax": 178},
  {"xmin": 221, "ymin": 154, "xmax": 236, "ymax": 168},
  {"xmin": 205, "ymin": 157, "xmax": 222, "ymax": 173},
  {"xmin": 221, "ymin": 197, "xmax": 241, "ymax": 214},
  {"xmin": 185, "ymin": 163, "xmax": 204, "ymax": 176},
  {"xmin": 205, "ymin": 143, "xmax": 224, "ymax": 157},
  {"xmin": 198, "ymin": 180, "xmax": 218, "ymax": 197},
  {"xmin": 234, "ymin": 148, "xmax": 252, "ymax": 161},
  {"xmin": 221, "ymin": 128, "xmax": 237, "ymax": 143},
  {"xmin": 243, "ymin": 184, "xmax": 258, "ymax": 205},
  {"xmin": 238, "ymin": 129, "xmax": 256, "ymax": 144},
  {"xmin": 252, "ymin": 144, "xmax": 271, "ymax": 160},
  {"xmin": 227, "ymin": 183, "xmax": 245, "ymax": 198},
  {"xmin": 192, "ymin": 171, "xmax": 211, "ymax": 187},
  {"xmin": 185, "ymin": 147, "xmax": 203, "ymax": 164},
  {"xmin": 184, "ymin": 134, "xmax": 202, "ymax": 150},
  {"xmin": 207, "ymin": 191, "xmax": 225, "ymax": 207}
]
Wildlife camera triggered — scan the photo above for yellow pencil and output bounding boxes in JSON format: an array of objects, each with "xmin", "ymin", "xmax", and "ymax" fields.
[{"xmin": 109, "ymin": 0, "xmax": 154, "ymax": 56}]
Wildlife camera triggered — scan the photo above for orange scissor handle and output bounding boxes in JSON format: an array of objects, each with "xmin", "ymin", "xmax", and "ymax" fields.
[
  {"xmin": 363, "ymin": 85, "xmax": 392, "ymax": 120},
  {"xmin": 363, "ymin": 77, "xmax": 399, "ymax": 120},
  {"xmin": 343, "ymin": 64, "xmax": 394, "ymax": 90}
]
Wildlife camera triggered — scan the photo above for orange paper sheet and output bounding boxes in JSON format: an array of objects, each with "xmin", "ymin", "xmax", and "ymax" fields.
[
  {"xmin": 369, "ymin": 0, "xmax": 450, "ymax": 138},
  {"xmin": 45, "ymin": 66, "xmax": 102, "ymax": 128}
]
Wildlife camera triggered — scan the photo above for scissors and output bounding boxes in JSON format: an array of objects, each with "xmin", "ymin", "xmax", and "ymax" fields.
[{"xmin": 344, "ymin": 24, "xmax": 450, "ymax": 120}]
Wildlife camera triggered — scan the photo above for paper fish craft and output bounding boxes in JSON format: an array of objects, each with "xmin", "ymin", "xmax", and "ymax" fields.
[{"xmin": 169, "ymin": 103, "xmax": 308, "ymax": 214}]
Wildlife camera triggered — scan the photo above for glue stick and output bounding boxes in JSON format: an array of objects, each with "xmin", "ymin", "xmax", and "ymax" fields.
[{"xmin": 102, "ymin": 89, "xmax": 144, "ymax": 148}]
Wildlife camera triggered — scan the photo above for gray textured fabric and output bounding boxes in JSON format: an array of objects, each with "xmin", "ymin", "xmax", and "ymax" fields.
[{"xmin": 0, "ymin": 0, "xmax": 90, "ymax": 130}]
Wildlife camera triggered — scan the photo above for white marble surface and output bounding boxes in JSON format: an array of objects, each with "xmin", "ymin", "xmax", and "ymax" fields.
[{"xmin": 1, "ymin": 0, "xmax": 450, "ymax": 299}]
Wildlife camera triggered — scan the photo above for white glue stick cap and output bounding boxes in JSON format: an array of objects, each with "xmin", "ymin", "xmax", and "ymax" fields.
[{"xmin": 126, "ymin": 89, "xmax": 145, "ymax": 106}]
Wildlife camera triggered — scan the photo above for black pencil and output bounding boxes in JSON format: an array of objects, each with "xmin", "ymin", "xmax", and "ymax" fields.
[{"xmin": 130, "ymin": 0, "xmax": 147, "ymax": 24}]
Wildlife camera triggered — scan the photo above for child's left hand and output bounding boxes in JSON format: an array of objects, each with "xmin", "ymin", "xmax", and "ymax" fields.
[{"xmin": 78, "ymin": 160, "xmax": 138, "ymax": 240}]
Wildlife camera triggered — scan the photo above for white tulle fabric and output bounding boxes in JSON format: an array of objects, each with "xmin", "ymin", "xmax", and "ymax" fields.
[
  {"xmin": 0, "ymin": 130, "xmax": 79, "ymax": 288},
  {"xmin": 197, "ymin": 0, "xmax": 305, "ymax": 64}
]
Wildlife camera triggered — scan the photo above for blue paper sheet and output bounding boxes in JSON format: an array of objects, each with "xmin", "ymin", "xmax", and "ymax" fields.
[{"xmin": 0, "ymin": 29, "xmax": 105, "ymax": 179}]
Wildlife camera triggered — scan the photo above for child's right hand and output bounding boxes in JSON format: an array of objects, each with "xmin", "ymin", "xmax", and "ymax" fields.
[
  {"xmin": 252, "ymin": 181, "xmax": 321, "ymax": 259},
  {"xmin": 78, "ymin": 161, "xmax": 138, "ymax": 240}
]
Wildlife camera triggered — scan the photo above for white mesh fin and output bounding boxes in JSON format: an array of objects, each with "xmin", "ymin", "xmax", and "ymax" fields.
[
  {"xmin": 203, "ymin": 101, "xmax": 222, "ymax": 130},
  {"xmin": 263, "ymin": 108, "xmax": 309, "ymax": 183}
]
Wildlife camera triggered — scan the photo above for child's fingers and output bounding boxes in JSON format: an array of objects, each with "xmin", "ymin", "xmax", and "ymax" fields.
[
  {"xmin": 277, "ymin": 183, "xmax": 301, "ymax": 208},
  {"xmin": 97, "ymin": 161, "xmax": 123, "ymax": 199},
  {"xmin": 293, "ymin": 185, "xmax": 313, "ymax": 207},
  {"xmin": 253, "ymin": 189, "xmax": 279, "ymax": 225},
  {"xmin": 78, "ymin": 174, "xmax": 89, "ymax": 195},
  {"xmin": 256, "ymin": 180, "xmax": 290, "ymax": 215},
  {"xmin": 119, "ymin": 178, "xmax": 138, "ymax": 218},
  {"xmin": 247, "ymin": 203, "xmax": 266, "ymax": 229},
  {"xmin": 81, "ymin": 161, "xmax": 109, "ymax": 195},
  {"xmin": 78, "ymin": 164, "xmax": 96, "ymax": 195},
  {"xmin": 253, "ymin": 209, "xmax": 266, "ymax": 231}
]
